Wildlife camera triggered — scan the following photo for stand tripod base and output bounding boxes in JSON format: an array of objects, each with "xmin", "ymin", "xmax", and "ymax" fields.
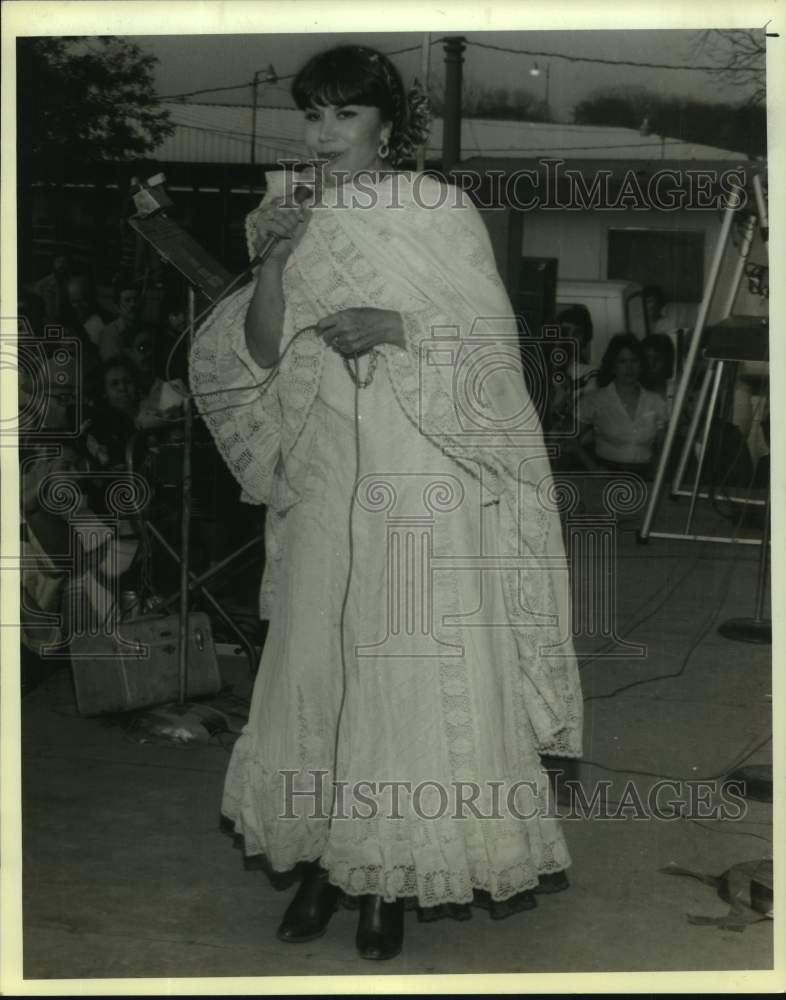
[{"xmin": 717, "ymin": 617, "xmax": 772, "ymax": 644}]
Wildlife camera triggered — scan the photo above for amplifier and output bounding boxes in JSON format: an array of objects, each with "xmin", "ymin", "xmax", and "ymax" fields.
[
  {"xmin": 69, "ymin": 612, "xmax": 222, "ymax": 715},
  {"xmin": 703, "ymin": 316, "xmax": 769, "ymax": 363}
]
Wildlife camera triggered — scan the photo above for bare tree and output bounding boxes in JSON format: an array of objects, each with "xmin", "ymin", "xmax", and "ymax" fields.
[
  {"xmin": 429, "ymin": 76, "xmax": 550, "ymax": 122},
  {"xmin": 691, "ymin": 29, "xmax": 766, "ymax": 106}
]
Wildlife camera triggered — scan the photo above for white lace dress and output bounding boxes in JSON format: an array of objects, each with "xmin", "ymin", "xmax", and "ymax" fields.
[{"xmin": 191, "ymin": 172, "xmax": 582, "ymax": 906}]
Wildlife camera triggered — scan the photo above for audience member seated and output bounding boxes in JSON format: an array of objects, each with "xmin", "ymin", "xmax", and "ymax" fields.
[
  {"xmin": 573, "ymin": 333, "xmax": 669, "ymax": 479},
  {"xmin": 642, "ymin": 284, "xmax": 671, "ymax": 336},
  {"xmin": 85, "ymin": 358, "xmax": 143, "ymax": 472},
  {"xmin": 20, "ymin": 355, "xmax": 139, "ymax": 657},
  {"xmin": 98, "ymin": 276, "xmax": 145, "ymax": 362},
  {"xmin": 548, "ymin": 304, "xmax": 599, "ymax": 435},
  {"xmin": 34, "ymin": 248, "xmax": 72, "ymax": 324},
  {"xmin": 17, "ymin": 287, "xmax": 47, "ymax": 339},
  {"xmin": 641, "ymin": 333, "xmax": 676, "ymax": 409},
  {"xmin": 85, "ymin": 356, "xmax": 185, "ymax": 471},
  {"xmin": 155, "ymin": 298, "xmax": 189, "ymax": 382},
  {"xmin": 55, "ymin": 272, "xmax": 110, "ymax": 376}
]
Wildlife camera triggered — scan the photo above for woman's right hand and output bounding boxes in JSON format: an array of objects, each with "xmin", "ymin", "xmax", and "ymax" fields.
[{"xmin": 249, "ymin": 197, "xmax": 309, "ymax": 266}]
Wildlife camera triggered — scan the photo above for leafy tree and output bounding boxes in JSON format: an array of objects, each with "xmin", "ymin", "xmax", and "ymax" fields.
[{"xmin": 17, "ymin": 36, "xmax": 173, "ymax": 178}]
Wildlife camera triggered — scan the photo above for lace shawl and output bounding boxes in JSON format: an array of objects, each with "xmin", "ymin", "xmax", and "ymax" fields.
[{"xmin": 190, "ymin": 171, "xmax": 582, "ymax": 757}]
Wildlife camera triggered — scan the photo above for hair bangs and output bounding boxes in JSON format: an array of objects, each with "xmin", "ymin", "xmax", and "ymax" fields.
[{"xmin": 292, "ymin": 46, "xmax": 396, "ymax": 119}]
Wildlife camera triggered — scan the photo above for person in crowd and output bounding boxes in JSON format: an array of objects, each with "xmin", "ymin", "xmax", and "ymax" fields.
[
  {"xmin": 55, "ymin": 272, "xmax": 108, "ymax": 373},
  {"xmin": 642, "ymin": 284, "xmax": 670, "ymax": 336},
  {"xmin": 34, "ymin": 248, "xmax": 71, "ymax": 324},
  {"xmin": 641, "ymin": 332, "xmax": 676, "ymax": 407},
  {"xmin": 18, "ymin": 286, "xmax": 47, "ymax": 339},
  {"xmin": 20, "ymin": 354, "xmax": 138, "ymax": 658},
  {"xmin": 156, "ymin": 298, "xmax": 188, "ymax": 375},
  {"xmin": 574, "ymin": 333, "xmax": 668, "ymax": 478},
  {"xmin": 191, "ymin": 44, "xmax": 581, "ymax": 961},
  {"xmin": 85, "ymin": 358, "xmax": 142, "ymax": 471},
  {"xmin": 98, "ymin": 276, "xmax": 144, "ymax": 361},
  {"xmin": 548, "ymin": 304, "xmax": 598, "ymax": 435}
]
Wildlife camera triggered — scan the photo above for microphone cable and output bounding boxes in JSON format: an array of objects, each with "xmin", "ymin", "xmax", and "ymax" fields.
[
  {"xmin": 328, "ymin": 358, "xmax": 362, "ymax": 830},
  {"xmin": 166, "ymin": 285, "xmax": 365, "ymax": 832},
  {"xmin": 153, "ymin": 181, "xmax": 369, "ymax": 833}
]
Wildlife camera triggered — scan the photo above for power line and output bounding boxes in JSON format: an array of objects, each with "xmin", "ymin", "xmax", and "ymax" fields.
[
  {"xmin": 163, "ymin": 120, "xmax": 304, "ymax": 149},
  {"xmin": 154, "ymin": 35, "xmax": 730, "ymax": 106},
  {"xmin": 156, "ymin": 81, "xmax": 260, "ymax": 102},
  {"xmin": 166, "ymin": 118, "xmax": 711, "ymax": 156},
  {"xmin": 464, "ymin": 39, "xmax": 728, "ymax": 72},
  {"xmin": 155, "ymin": 42, "xmax": 429, "ymax": 103}
]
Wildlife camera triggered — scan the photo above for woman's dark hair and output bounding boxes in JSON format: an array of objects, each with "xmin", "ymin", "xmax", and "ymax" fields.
[
  {"xmin": 292, "ymin": 45, "xmax": 428, "ymax": 166},
  {"xmin": 556, "ymin": 304, "xmax": 593, "ymax": 342},
  {"xmin": 641, "ymin": 333, "xmax": 675, "ymax": 383},
  {"xmin": 597, "ymin": 333, "xmax": 645, "ymax": 387}
]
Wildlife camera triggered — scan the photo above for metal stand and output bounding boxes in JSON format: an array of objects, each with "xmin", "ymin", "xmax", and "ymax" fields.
[
  {"xmin": 638, "ymin": 171, "xmax": 768, "ymax": 545},
  {"xmin": 176, "ymin": 285, "xmax": 196, "ymax": 705},
  {"xmin": 128, "ymin": 282, "xmax": 264, "ymax": 679},
  {"xmin": 146, "ymin": 523, "xmax": 261, "ymax": 672}
]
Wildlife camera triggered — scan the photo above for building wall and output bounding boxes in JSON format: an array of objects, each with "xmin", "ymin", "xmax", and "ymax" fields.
[{"xmin": 517, "ymin": 205, "xmax": 739, "ymax": 324}]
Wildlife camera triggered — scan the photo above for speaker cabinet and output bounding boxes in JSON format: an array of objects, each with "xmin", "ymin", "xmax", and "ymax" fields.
[{"xmin": 69, "ymin": 612, "xmax": 222, "ymax": 715}]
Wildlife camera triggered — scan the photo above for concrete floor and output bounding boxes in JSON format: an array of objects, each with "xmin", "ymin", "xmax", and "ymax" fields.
[{"xmin": 19, "ymin": 495, "xmax": 774, "ymax": 982}]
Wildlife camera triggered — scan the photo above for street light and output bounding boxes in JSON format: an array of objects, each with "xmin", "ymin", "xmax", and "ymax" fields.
[
  {"xmin": 251, "ymin": 64, "xmax": 278, "ymax": 174},
  {"xmin": 529, "ymin": 62, "xmax": 550, "ymax": 118}
]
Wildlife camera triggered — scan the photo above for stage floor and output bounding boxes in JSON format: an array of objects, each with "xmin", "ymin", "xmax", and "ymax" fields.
[{"xmin": 16, "ymin": 491, "xmax": 774, "ymax": 981}]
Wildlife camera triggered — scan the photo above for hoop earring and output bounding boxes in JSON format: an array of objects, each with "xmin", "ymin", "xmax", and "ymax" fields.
[{"xmin": 378, "ymin": 137, "xmax": 390, "ymax": 159}]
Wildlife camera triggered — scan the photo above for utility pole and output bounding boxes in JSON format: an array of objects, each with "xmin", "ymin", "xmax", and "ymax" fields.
[
  {"xmin": 416, "ymin": 32, "xmax": 431, "ymax": 172},
  {"xmin": 250, "ymin": 65, "xmax": 277, "ymax": 179},
  {"xmin": 250, "ymin": 71, "xmax": 259, "ymax": 173},
  {"xmin": 442, "ymin": 36, "xmax": 465, "ymax": 172},
  {"xmin": 529, "ymin": 62, "xmax": 550, "ymax": 120}
]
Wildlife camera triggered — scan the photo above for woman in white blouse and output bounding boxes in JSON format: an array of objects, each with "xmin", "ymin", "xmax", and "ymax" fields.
[{"xmin": 574, "ymin": 333, "xmax": 668, "ymax": 478}]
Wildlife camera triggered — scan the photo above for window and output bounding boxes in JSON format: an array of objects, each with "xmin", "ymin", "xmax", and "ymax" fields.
[{"xmin": 607, "ymin": 228, "xmax": 704, "ymax": 302}]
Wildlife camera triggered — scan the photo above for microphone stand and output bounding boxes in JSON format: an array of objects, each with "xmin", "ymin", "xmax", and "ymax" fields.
[
  {"xmin": 717, "ymin": 487, "xmax": 771, "ymax": 645},
  {"xmin": 177, "ymin": 285, "xmax": 195, "ymax": 705}
]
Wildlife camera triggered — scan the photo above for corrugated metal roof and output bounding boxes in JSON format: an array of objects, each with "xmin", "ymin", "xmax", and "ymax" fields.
[{"xmin": 154, "ymin": 102, "xmax": 748, "ymax": 165}]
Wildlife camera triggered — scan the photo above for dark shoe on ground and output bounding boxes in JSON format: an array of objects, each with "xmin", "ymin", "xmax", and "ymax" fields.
[
  {"xmin": 416, "ymin": 901, "xmax": 473, "ymax": 922},
  {"xmin": 276, "ymin": 861, "xmax": 341, "ymax": 943},
  {"xmin": 534, "ymin": 870, "xmax": 570, "ymax": 894},
  {"xmin": 355, "ymin": 894, "xmax": 404, "ymax": 960}
]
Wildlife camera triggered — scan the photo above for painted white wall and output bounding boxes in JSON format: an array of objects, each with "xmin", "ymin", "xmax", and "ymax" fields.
[{"xmin": 518, "ymin": 205, "xmax": 740, "ymax": 326}]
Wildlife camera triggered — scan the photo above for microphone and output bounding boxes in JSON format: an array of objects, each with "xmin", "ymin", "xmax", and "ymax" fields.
[{"xmin": 249, "ymin": 183, "xmax": 314, "ymax": 268}]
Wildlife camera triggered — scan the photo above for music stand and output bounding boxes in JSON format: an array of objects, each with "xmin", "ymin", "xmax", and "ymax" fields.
[{"xmin": 127, "ymin": 178, "xmax": 264, "ymax": 694}]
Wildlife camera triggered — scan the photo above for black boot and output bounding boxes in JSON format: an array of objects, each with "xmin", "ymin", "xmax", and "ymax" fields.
[
  {"xmin": 355, "ymin": 894, "xmax": 404, "ymax": 960},
  {"xmin": 276, "ymin": 861, "xmax": 341, "ymax": 943}
]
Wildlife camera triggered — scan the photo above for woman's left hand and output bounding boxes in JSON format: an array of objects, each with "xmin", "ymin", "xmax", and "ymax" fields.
[{"xmin": 317, "ymin": 308, "xmax": 405, "ymax": 355}]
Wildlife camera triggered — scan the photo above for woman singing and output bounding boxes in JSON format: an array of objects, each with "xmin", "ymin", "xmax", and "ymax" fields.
[{"xmin": 191, "ymin": 44, "xmax": 582, "ymax": 961}]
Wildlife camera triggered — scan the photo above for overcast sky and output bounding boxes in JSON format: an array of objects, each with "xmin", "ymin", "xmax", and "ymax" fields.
[{"xmin": 129, "ymin": 29, "xmax": 763, "ymax": 122}]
